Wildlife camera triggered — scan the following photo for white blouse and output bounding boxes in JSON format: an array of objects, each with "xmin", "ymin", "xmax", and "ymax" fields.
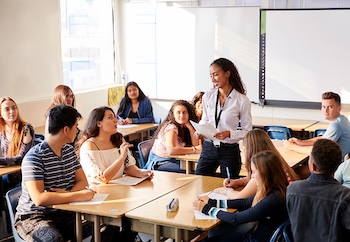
[{"xmin": 80, "ymin": 144, "xmax": 136, "ymax": 185}]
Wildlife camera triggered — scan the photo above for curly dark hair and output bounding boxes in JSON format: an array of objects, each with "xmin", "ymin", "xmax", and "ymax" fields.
[
  {"xmin": 152, "ymin": 100, "xmax": 198, "ymax": 146},
  {"xmin": 311, "ymin": 139, "xmax": 342, "ymax": 175},
  {"xmin": 211, "ymin": 58, "xmax": 246, "ymax": 95}
]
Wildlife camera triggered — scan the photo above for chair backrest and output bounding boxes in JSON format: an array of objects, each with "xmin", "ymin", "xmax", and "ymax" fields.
[
  {"xmin": 150, "ymin": 117, "xmax": 161, "ymax": 137},
  {"xmin": 154, "ymin": 116, "xmax": 162, "ymax": 124},
  {"xmin": 5, "ymin": 186, "xmax": 26, "ymax": 242},
  {"xmin": 34, "ymin": 133, "xmax": 45, "ymax": 145},
  {"xmin": 314, "ymin": 129, "xmax": 326, "ymax": 137},
  {"xmin": 137, "ymin": 139, "xmax": 154, "ymax": 168},
  {"xmin": 263, "ymin": 126, "xmax": 292, "ymax": 140},
  {"xmin": 269, "ymin": 220, "xmax": 293, "ymax": 242}
]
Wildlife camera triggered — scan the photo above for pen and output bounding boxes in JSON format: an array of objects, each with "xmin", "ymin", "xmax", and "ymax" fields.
[
  {"xmin": 226, "ymin": 167, "xmax": 230, "ymax": 184},
  {"xmin": 85, "ymin": 186, "xmax": 97, "ymax": 193}
]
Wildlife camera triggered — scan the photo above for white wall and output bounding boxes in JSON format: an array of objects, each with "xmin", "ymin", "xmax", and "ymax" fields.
[
  {"xmin": 0, "ymin": 0, "xmax": 62, "ymax": 102},
  {"xmin": 2, "ymin": 0, "xmax": 350, "ymax": 131}
]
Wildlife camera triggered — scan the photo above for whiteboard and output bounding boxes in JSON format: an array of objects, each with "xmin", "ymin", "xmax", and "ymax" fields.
[
  {"xmin": 155, "ymin": 7, "xmax": 260, "ymax": 102},
  {"xmin": 263, "ymin": 9, "xmax": 350, "ymax": 106}
]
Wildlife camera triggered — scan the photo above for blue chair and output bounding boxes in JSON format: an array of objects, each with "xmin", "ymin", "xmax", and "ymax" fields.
[
  {"xmin": 137, "ymin": 139, "xmax": 153, "ymax": 168},
  {"xmin": 313, "ymin": 129, "xmax": 326, "ymax": 137},
  {"xmin": 150, "ymin": 117, "xmax": 161, "ymax": 137},
  {"xmin": 5, "ymin": 186, "xmax": 25, "ymax": 242},
  {"xmin": 269, "ymin": 220, "xmax": 293, "ymax": 242},
  {"xmin": 34, "ymin": 133, "xmax": 45, "ymax": 145},
  {"xmin": 154, "ymin": 116, "xmax": 161, "ymax": 124},
  {"xmin": 263, "ymin": 126, "xmax": 292, "ymax": 140}
]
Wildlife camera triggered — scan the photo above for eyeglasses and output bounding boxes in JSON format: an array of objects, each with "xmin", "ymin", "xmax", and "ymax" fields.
[{"xmin": 66, "ymin": 95, "xmax": 75, "ymax": 99}]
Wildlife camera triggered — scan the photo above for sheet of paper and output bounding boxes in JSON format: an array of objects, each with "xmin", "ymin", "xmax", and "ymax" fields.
[
  {"xmin": 117, "ymin": 124, "xmax": 138, "ymax": 129},
  {"xmin": 190, "ymin": 121, "xmax": 219, "ymax": 141},
  {"xmin": 194, "ymin": 208, "xmax": 227, "ymax": 220},
  {"xmin": 69, "ymin": 193, "xmax": 109, "ymax": 205},
  {"xmin": 200, "ymin": 191, "xmax": 228, "ymax": 200},
  {"xmin": 109, "ymin": 175, "xmax": 148, "ymax": 186},
  {"xmin": 194, "ymin": 191, "xmax": 228, "ymax": 219}
]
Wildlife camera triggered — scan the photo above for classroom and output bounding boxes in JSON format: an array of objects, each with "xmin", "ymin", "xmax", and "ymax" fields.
[{"xmin": 1, "ymin": 0, "xmax": 350, "ymax": 241}]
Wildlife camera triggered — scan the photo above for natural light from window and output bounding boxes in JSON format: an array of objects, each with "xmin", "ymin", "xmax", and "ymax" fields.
[{"xmin": 60, "ymin": 0, "xmax": 115, "ymax": 91}]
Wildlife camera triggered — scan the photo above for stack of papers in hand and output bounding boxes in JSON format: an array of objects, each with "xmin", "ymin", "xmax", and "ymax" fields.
[{"xmin": 190, "ymin": 121, "xmax": 219, "ymax": 141}]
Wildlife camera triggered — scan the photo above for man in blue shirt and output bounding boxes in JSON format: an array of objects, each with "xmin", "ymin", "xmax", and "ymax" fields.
[
  {"xmin": 287, "ymin": 139, "xmax": 350, "ymax": 242},
  {"xmin": 289, "ymin": 92, "xmax": 350, "ymax": 159},
  {"xmin": 15, "ymin": 105, "xmax": 95, "ymax": 241}
]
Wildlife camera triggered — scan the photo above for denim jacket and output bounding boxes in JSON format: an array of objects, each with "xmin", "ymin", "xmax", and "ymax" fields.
[
  {"xmin": 287, "ymin": 173, "xmax": 350, "ymax": 242},
  {"xmin": 119, "ymin": 97, "xmax": 154, "ymax": 124}
]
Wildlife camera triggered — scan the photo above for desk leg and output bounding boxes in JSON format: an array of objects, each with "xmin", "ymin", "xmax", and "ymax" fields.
[
  {"xmin": 154, "ymin": 224, "xmax": 160, "ymax": 242},
  {"xmin": 93, "ymin": 215, "xmax": 101, "ymax": 242},
  {"xmin": 185, "ymin": 160, "xmax": 190, "ymax": 175},
  {"xmin": 75, "ymin": 212, "xmax": 82, "ymax": 242},
  {"xmin": 174, "ymin": 228, "xmax": 181, "ymax": 242}
]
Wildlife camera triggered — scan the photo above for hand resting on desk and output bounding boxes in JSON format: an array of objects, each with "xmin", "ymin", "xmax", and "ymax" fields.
[{"xmin": 284, "ymin": 140, "xmax": 312, "ymax": 155}]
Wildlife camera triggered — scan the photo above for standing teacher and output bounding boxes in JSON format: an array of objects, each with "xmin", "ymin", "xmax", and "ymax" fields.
[{"xmin": 195, "ymin": 58, "xmax": 252, "ymax": 178}]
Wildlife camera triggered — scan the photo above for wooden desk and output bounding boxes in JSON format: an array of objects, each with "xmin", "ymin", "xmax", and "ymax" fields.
[
  {"xmin": 252, "ymin": 116, "xmax": 323, "ymax": 132},
  {"xmin": 304, "ymin": 121, "xmax": 328, "ymax": 132},
  {"xmin": 126, "ymin": 176, "xmax": 224, "ymax": 242},
  {"xmin": 117, "ymin": 123, "xmax": 158, "ymax": 142},
  {"xmin": 53, "ymin": 171, "xmax": 199, "ymax": 242},
  {"xmin": 0, "ymin": 165, "xmax": 21, "ymax": 177},
  {"xmin": 175, "ymin": 140, "xmax": 308, "ymax": 174}
]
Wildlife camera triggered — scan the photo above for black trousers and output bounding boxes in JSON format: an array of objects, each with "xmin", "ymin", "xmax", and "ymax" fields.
[{"xmin": 195, "ymin": 140, "xmax": 241, "ymax": 178}]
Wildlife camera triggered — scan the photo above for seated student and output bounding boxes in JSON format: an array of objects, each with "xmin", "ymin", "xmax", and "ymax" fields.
[
  {"xmin": 0, "ymin": 97, "xmax": 34, "ymax": 192},
  {"xmin": 191, "ymin": 91, "xmax": 204, "ymax": 120},
  {"xmin": 334, "ymin": 152, "xmax": 350, "ymax": 188},
  {"xmin": 44, "ymin": 85, "xmax": 80, "ymax": 145},
  {"xmin": 193, "ymin": 151, "xmax": 289, "ymax": 242},
  {"xmin": 144, "ymin": 100, "xmax": 202, "ymax": 173},
  {"xmin": 288, "ymin": 92, "xmax": 350, "ymax": 179},
  {"xmin": 76, "ymin": 106, "xmax": 153, "ymax": 185},
  {"xmin": 76, "ymin": 106, "xmax": 151, "ymax": 241},
  {"xmin": 287, "ymin": 139, "xmax": 350, "ymax": 242},
  {"xmin": 14, "ymin": 105, "xmax": 95, "ymax": 242},
  {"xmin": 214, "ymin": 129, "xmax": 299, "ymax": 199},
  {"xmin": 288, "ymin": 92, "xmax": 350, "ymax": 158},
  {"xmin": 117, "ymin": 81, "xmax": 154, "ymax": 125}
]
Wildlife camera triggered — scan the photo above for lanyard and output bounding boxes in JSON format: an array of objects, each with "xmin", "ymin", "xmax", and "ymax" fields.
[{"xmin": 215, "ymin": 88, "xmax": 233, "ymax": 128}]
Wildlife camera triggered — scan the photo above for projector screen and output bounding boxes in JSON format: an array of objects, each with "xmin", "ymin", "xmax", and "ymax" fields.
[{"xmin": 260, "ymin": 9, "xmax": 350, "ymax": 108}]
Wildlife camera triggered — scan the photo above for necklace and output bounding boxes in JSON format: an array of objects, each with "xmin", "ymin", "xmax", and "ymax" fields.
[{"xmin": 96, "ymin": 137, "xmax": 105, "ymax": 145}]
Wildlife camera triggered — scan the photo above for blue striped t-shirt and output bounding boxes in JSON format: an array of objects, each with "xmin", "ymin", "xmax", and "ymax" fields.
[{"xmin": 16, "ymin": 141, "xmax": 82, "ymax": 215}]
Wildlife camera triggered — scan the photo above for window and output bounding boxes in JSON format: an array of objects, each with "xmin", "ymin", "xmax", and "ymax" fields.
[{"xmin": 60, "ymin": 0, "xmax": 115, "ymax": 90}]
